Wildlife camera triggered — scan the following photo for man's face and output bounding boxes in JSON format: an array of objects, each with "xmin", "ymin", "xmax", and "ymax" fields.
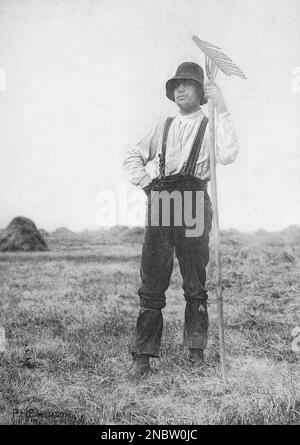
[{"xmin": 173, "ymin": 79, "xmax": 202, "ymax": 114}]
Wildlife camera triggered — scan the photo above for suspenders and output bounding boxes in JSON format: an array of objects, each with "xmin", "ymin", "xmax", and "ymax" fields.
[
  {"xmin": 181, "ymin": 116, "xmax": 208, "ymax": 175},
  {"xmin": 158, "ymin": 117, "xmax": 175, "ymax": 179},
  {"xmin": 158, "ymin": 115, "xmax": 209, "ymax": 179}
]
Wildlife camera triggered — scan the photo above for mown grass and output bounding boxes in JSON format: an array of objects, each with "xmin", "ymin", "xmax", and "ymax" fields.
[{"xmin": 0, "ymin": 226, "xmax": 299, "ymax": 425}]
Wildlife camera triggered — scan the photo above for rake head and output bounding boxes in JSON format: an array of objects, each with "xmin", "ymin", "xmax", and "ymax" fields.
[{"xmin": 192, "ymin": 35, "xmax": 247, "ymax": 81}]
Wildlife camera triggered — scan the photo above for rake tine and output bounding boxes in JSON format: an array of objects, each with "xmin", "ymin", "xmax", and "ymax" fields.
[
  {"xmin": 206, "ymin": 55, "xmax": 234, "ymax": 66},
  {"xmin": 222, "ymin": 70, "xmax": 246, "ymax": 77},
  {"xmin": 217, "ymin": 66, "xmax": 247, "ymax": 79},
  {"xmin": 222, "ymin": 71, "xmax": 247, "ymax": 79},
  {"xmin": 193, "ymin": 36, "xmax": 230, "ymax": 59},
  {"xmin": 205, "ymin": 54, "xmax": 245, "ymax": 76},
  {"xmin": 209, "ymin": 59, "xmax": 242, "ymax": 71},
  {"xmin": 208, "ymin": 58, "xmax": 246, "ymax": 78},
  {"xmin": 217, "ymin": 66, "xmax": 244, "ymax": 76},
  {"xmin": 193, "ymin": 34, "xmax": 247, "ymax": 80},
  {"xmin": 192, "ymin": 35, "xmax": 222, "ymax": 51},
  {"xmin": 204, "ymin": 54, "xmax": 241, "ymax": 69},
  {"xmin": 204, "ymin": 49, "xmax": 234, "ymax": 62},
  {"xmin": 212, "ymin": 60, "xmax": 242, "ymax": 70},
  {"xmin": 215, "ymin": 63, "xmax": 245, "ymax": 74},
  {"xmin": 218, "ymin": 69, "xmax": 246, "ymax": 79},
  {"xmin": 193, "ymin": 38, "xmax": 235, "ymax": 64}
]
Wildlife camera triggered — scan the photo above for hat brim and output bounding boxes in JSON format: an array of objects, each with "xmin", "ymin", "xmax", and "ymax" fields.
[{"xmin": 166, "ymin": 77, "xmax": 207, "ymax": 105}]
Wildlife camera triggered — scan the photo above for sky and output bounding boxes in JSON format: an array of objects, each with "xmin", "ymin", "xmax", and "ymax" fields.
[{"xmin": 0, "ymin": 0, "xmax": 299, "ymax": 232}]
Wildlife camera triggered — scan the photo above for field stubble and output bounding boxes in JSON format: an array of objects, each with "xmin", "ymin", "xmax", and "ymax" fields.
[{"xmin": 0, "ymin": 226, "xmax": 299, "ymax": 425}]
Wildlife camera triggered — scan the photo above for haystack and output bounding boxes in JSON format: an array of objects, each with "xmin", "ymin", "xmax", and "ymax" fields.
[
  {"xmin": 0, "ymin": 216, "xmax": 48, "ymax": 252},
  {"xmin": 54, "ymin": 227, "xmax": 74, "ymax": 237}
]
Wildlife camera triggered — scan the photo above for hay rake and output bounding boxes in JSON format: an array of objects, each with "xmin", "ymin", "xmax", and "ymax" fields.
[{"xmin": 192, "ymin": 35, "xmax": 246, "ymax": 382}]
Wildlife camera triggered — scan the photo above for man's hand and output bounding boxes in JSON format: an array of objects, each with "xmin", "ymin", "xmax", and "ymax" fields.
[{"xmin": 204, "ymin": 80, "xmax": 227, "ymax": 114}]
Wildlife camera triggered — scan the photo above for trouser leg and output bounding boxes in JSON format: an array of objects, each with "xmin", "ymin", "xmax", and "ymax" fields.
[
  {"xmin": 174, "ymin": 193, "xmax": 212, "ymax": 349},
  {"xmin": 134, "ymin": 224, "xmax": 174, "ymax": 357},
  {"xmin": 134, "ymin": 308, "xmax": 163, "ymax": 358}
]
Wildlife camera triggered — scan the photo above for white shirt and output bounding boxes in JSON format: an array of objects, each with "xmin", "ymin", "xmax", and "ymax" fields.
[{"xmin": 123, "ymin": 107, "xmax": 239, "ymax": 189}]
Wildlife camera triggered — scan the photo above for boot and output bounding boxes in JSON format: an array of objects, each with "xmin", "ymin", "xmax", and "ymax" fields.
[
  {"xmin": 127, "ymin": 354, "xmax": 152, "ymax": 382},
  {"xmin": 188, "ymin": 348, "xmax": 206, "ymax": 366}
]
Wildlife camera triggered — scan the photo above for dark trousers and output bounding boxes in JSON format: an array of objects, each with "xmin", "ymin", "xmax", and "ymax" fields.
[{"xmin": 132, "ymin": 175, "xmax": 213, "ymax": 358}]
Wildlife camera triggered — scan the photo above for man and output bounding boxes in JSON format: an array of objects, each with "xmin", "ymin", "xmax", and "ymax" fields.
[{"xmin": 123, "ymin": 62, "xmax": 239, "ymax": 379}]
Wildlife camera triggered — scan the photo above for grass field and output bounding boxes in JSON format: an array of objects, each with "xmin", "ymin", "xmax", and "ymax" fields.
[{"xmin": 0, "ymin": 226, "xmax": 299, "ymax": 425}]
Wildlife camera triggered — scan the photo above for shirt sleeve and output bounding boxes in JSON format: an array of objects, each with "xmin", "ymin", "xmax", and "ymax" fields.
[
  {"xmin": 215, "ymin": 110, "xmax": 240, "ymax": 165},
  {"xmin": 123, "ymin": 118, "xmax": 166, "ymax": 188}
]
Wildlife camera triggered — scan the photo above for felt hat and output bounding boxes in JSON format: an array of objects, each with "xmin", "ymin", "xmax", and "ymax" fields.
[{"xmin": 166, "ymin": 62, "xmax": 207, "ymax": 105}]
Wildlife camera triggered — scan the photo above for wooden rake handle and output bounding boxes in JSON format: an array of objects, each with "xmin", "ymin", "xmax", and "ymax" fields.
[
  {"xmin": 207, "ymin": 97, "xmax": 226, "ymax": 383},
  {"xmin": 193, "ymin": 34, "xmax": 246, "ymax": 383}
]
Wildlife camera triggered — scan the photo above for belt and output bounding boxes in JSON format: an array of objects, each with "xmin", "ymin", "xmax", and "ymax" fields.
[{"xmin": 150, "ymin": 174, "xmax": 208, "ymax": 192}]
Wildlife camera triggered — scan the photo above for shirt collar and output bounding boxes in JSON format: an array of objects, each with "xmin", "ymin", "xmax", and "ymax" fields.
[{"xmin": 177, "ymin": 107, "xmax": 203, "ymax": 121}]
